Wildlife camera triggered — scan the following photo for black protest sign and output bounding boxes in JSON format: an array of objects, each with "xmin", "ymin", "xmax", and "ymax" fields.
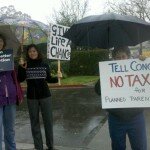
[{"xmin": 0, "ymin": 49, "xmax": 14, "ymax": 72}]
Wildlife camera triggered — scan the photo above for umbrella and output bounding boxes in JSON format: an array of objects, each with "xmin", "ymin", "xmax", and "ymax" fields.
[
  {"xmin": 0, "ymin": 17, "xmax": 48, "ymax": 52},
  {"xmin": 0, "ymin": 25, "xmax": 20, "ymax": 51},
  {"xmin": 64, "ymin": 12, "xmax": 150, "ymax": 49}
]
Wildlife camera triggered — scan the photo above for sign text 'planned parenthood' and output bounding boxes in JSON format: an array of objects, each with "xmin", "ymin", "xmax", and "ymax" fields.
[
  {"xmin": 47, "ymin": 24, "xmax": 71, "ymax": 60},
  {"xmin": 99, "ymin": 58, "xmax": 150, "ymax": 108}
]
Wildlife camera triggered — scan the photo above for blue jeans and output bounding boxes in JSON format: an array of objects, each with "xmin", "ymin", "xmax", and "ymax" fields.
[
  {"xmin": 0, "ymin": 104, "xmax": 16, "ymax": 150},
  {"xmin": 108, "ymin": 113, "xmax": 147, "ymax": 150}
]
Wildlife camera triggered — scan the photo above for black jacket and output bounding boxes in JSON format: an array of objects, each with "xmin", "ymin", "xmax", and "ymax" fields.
[
  {"xmin": 95, "ymin": 79, "xmax": 144, "ymax": 121},
  {"xmin": 18, "ymin": 59, "xmax": 58, "ymax": 99}
]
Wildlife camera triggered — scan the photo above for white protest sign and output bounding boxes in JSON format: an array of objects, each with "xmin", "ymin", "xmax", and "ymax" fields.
[
  {"xmin": 99, "ymin": 58, "xmax": 150, "ymax": 109},
  {"xmin": 47, "ymin": 23, "xmax": 71, "ymax": 60}
]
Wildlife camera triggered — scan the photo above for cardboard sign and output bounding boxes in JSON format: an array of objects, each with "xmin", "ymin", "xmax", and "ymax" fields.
[
  {"xmin": 99, "ymin": 58, "xmax": 150, "ymax": 108},
  {"xmin": 47, "ymin": 23, "xmax": 71, "ymax": 60},
  {"xmin": 0, "ymin": 49, "xmax": 14, "ymax": 72}
]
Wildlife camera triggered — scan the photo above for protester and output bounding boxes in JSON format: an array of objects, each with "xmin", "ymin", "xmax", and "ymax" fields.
[
  {"xmin": 95, "ymin": 46, "xmax": 147, "ymax": 150},
  {"xmin": 18, "ymin": 44, "xmax": 60, "ymax": 150},
  {"xmin": 0, "ymin": 34, "xmax": 23, "ymax": 150}
]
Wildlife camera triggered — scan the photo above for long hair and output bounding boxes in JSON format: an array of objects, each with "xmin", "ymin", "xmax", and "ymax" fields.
[
  {"xmin": 0, "ymin": 34, "xmax": 6, "ymax": 49},
  {"xmin": 26, "ymin": 44, "xmax": 43, "ymax": 61}
]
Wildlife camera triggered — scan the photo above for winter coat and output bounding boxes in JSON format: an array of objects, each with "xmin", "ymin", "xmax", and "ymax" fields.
[
  {"xmin": 95, "ymin": 79, "xmax": 144, "ymax": 121},
  {"xmin": 0, "ymin": 71, "xmax": 17, "ymax": 106},
  {"xmin": 18, "ymin": 59, "xmax": 58, "ymax": 99}
]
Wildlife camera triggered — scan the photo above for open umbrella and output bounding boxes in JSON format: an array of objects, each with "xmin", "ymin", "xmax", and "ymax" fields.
[
  {"xmin": 64, "ymin": 12, "xmax": 150, "ymax": 49},
  {"xmin": 0, "ymin": 17, "xmax": 48, "ymax": 52},
  {"xmin": 0, "ymin": 24, "xmax": 20, "ymax": 51}
]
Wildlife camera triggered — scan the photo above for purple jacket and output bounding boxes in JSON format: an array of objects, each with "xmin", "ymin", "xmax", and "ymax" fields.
[{"xmin": 0, "ymin": 71, "xmax": 17, "ymax": 106}]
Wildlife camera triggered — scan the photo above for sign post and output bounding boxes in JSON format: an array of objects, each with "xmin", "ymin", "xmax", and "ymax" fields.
[{"xmin": 58, "ymin": 59, "xmax": 61, "ymax": 85}]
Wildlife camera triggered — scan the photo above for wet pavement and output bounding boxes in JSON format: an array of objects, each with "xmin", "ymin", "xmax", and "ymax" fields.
[{"xmin": 15, "ymin": 86, "xmax": 106, "ymax": 149}]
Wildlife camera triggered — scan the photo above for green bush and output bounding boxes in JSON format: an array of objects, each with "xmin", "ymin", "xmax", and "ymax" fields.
[
  {"xmin": 50, "ymin": 60, "xmax": 70, "ymax": 78},
  {"xmin": 17, "ymin": 43, "xmax": 109, "ymax": 76},
  {"xmin": 46, "ymin": 49, "xmax": 109, "ymax": 76},
  {"xmin": 69, "ymin": 49, "xmax": 109, "ymax": 75}
]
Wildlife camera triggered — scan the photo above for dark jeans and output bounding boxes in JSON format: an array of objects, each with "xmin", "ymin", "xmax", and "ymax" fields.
[
  {"xmin": 27, "ymin": 97, "xmax": 53, "ymax": 150},
  {"xmin": 108, "ymin": 113, "xmax": 147, "ymax": 150},
  {"xmin": 0, "ymin": 104, "xmax": 16, "ymax": 150}
]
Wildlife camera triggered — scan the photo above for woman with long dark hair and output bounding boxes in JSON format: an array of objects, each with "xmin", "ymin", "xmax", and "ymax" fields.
[{"xmin": 18, "ymin": 44, "xmax": 59, "ymax": 150}]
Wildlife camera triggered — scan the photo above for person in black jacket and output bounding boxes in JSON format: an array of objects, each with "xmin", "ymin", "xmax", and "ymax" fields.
[
  {"xmin": 95, "ymin": 46, "xmax": 147, "ymax": 150},
  {"xmin": 18, "ymin": 44, "xmax": 60, "ymax": 150}
]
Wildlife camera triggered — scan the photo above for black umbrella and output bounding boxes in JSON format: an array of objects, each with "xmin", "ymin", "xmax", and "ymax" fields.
[{"xmin": 64, "ymin": 13, "xmax": 150, "ymax": 49}]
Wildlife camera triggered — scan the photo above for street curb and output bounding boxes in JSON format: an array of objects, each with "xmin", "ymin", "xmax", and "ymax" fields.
[{"xmin": 20, "ymin": 84, "xmax": 93, "ymax": 90}]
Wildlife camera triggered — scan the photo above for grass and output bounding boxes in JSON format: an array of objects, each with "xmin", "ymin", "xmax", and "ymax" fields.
[
  {"xmin": 60, "ymin": 76, "xmax": 99, "ymax": 85},
  {"xmin": 20, "ymin": 76, "xmax": 99, "ymax": 87}
]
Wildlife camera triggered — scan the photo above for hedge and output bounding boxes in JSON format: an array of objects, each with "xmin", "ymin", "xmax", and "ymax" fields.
[
  {"xmin": 16, "ymin": 43, "xmax": 109, "ymax": 76},
  {"xmin": 68, "ymin": 49, "xmax": 109, "ymax": 75},
  {"xmin": 50, "ymin": 49, "xmax": 109, "ymax": 76}
]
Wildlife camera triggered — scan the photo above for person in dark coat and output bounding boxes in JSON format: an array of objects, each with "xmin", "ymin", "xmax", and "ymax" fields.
[
  {"xmin": 95, "ymin": 46, "xmax": 147, "ymax": 150},
  {"xmin": 18, "ymin": 44, "xmax": 59, "ymax": 150}
]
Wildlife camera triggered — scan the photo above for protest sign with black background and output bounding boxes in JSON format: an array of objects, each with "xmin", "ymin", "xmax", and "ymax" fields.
[{"xmin": 0, "ymin": 49, "xmax": 14, "ymax": 72}]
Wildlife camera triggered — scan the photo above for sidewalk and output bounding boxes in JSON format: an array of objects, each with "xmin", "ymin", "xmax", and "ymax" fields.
[
  {"xmin": 13, "ymin": 109, "xmax": 150, "ymax": 150},
  {"xmin": 4, "ymin": 142, "xmax": 85, "ymax": 150},
  {"xmin": 87, "ymin": 109, "xmax": 150, "ymax": 150}
]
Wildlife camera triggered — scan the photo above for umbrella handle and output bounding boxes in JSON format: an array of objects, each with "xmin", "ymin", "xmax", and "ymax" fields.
[
  {"xmin": 20, "ymin": 26, "xmax": 25, "ymax": 53},
  {"xmin": 57, "ymin": 60, "xmax": 62, "ymax": 85}
]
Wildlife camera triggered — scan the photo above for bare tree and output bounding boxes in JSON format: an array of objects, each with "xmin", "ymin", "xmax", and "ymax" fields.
[
  {"xmin": 53, "ymin": 0, "xmax": 89, "ymax": 26},
  {"xmin": 0, "ymin": 5, "xmax": 31, "ymax": 19},
  {"xmin": 106, "ymin": 0, "xmax": 150, "ymax": 54},
  {"xmin": 107, "ymin": 0, "xmax": 150, "ymax": 21}
]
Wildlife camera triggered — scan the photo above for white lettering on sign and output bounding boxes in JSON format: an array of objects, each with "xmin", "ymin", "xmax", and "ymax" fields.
[
  {"xmin": 0, "ymin": 49, "xmax": 14, "ymax": 72},
  {"xmin": 0, "ymin": 51, "xmax": 12, "ymax": 62}
]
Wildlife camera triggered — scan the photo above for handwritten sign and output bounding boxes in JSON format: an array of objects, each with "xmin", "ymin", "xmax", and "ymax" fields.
[
  {"xmin": 47, "ymin": 23, "xmax": 71, "ymax": 60},
  {"xmin": 99, "ymin": 58, "xmax": 150, "ymax": 108},
  {"xmin": 0, "ymin": 49, "xmax": 14, "ymax": 72}
]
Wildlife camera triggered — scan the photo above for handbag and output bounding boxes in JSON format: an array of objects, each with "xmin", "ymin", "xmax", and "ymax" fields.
[{"xmin": 12, "ymin": 69, "xmax": 24, "ymax": 105}]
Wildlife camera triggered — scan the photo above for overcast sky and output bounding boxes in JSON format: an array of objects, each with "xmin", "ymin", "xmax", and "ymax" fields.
[{"xmin": 0, "ymin": 0, "xmax": 109, "ymax": 24}]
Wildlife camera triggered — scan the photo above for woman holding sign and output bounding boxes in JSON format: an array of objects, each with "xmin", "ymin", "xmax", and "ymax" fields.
[
  {"xmin": 95, "ymin": 46, "xmax": 147, "ymax": 150},
  {"xmin": 18, "ymin": 44, "xmax": 60, "ymax": 150},
  {"xmin": 0, "ymin": 34, "xmax": 23, "ymax": 150}
]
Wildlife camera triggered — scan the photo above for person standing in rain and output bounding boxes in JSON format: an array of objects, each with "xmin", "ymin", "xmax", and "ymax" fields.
[
  {"xmin": 95, "ymin": 46, "xmax": 147, "ymax": 150},
  {"xmin": 18, "ymin": 44, "xmax": 61, "ymax": 150},
  {"xmin": 0, "ymin": 33, "xmax": 23, "ymax": 150}
]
